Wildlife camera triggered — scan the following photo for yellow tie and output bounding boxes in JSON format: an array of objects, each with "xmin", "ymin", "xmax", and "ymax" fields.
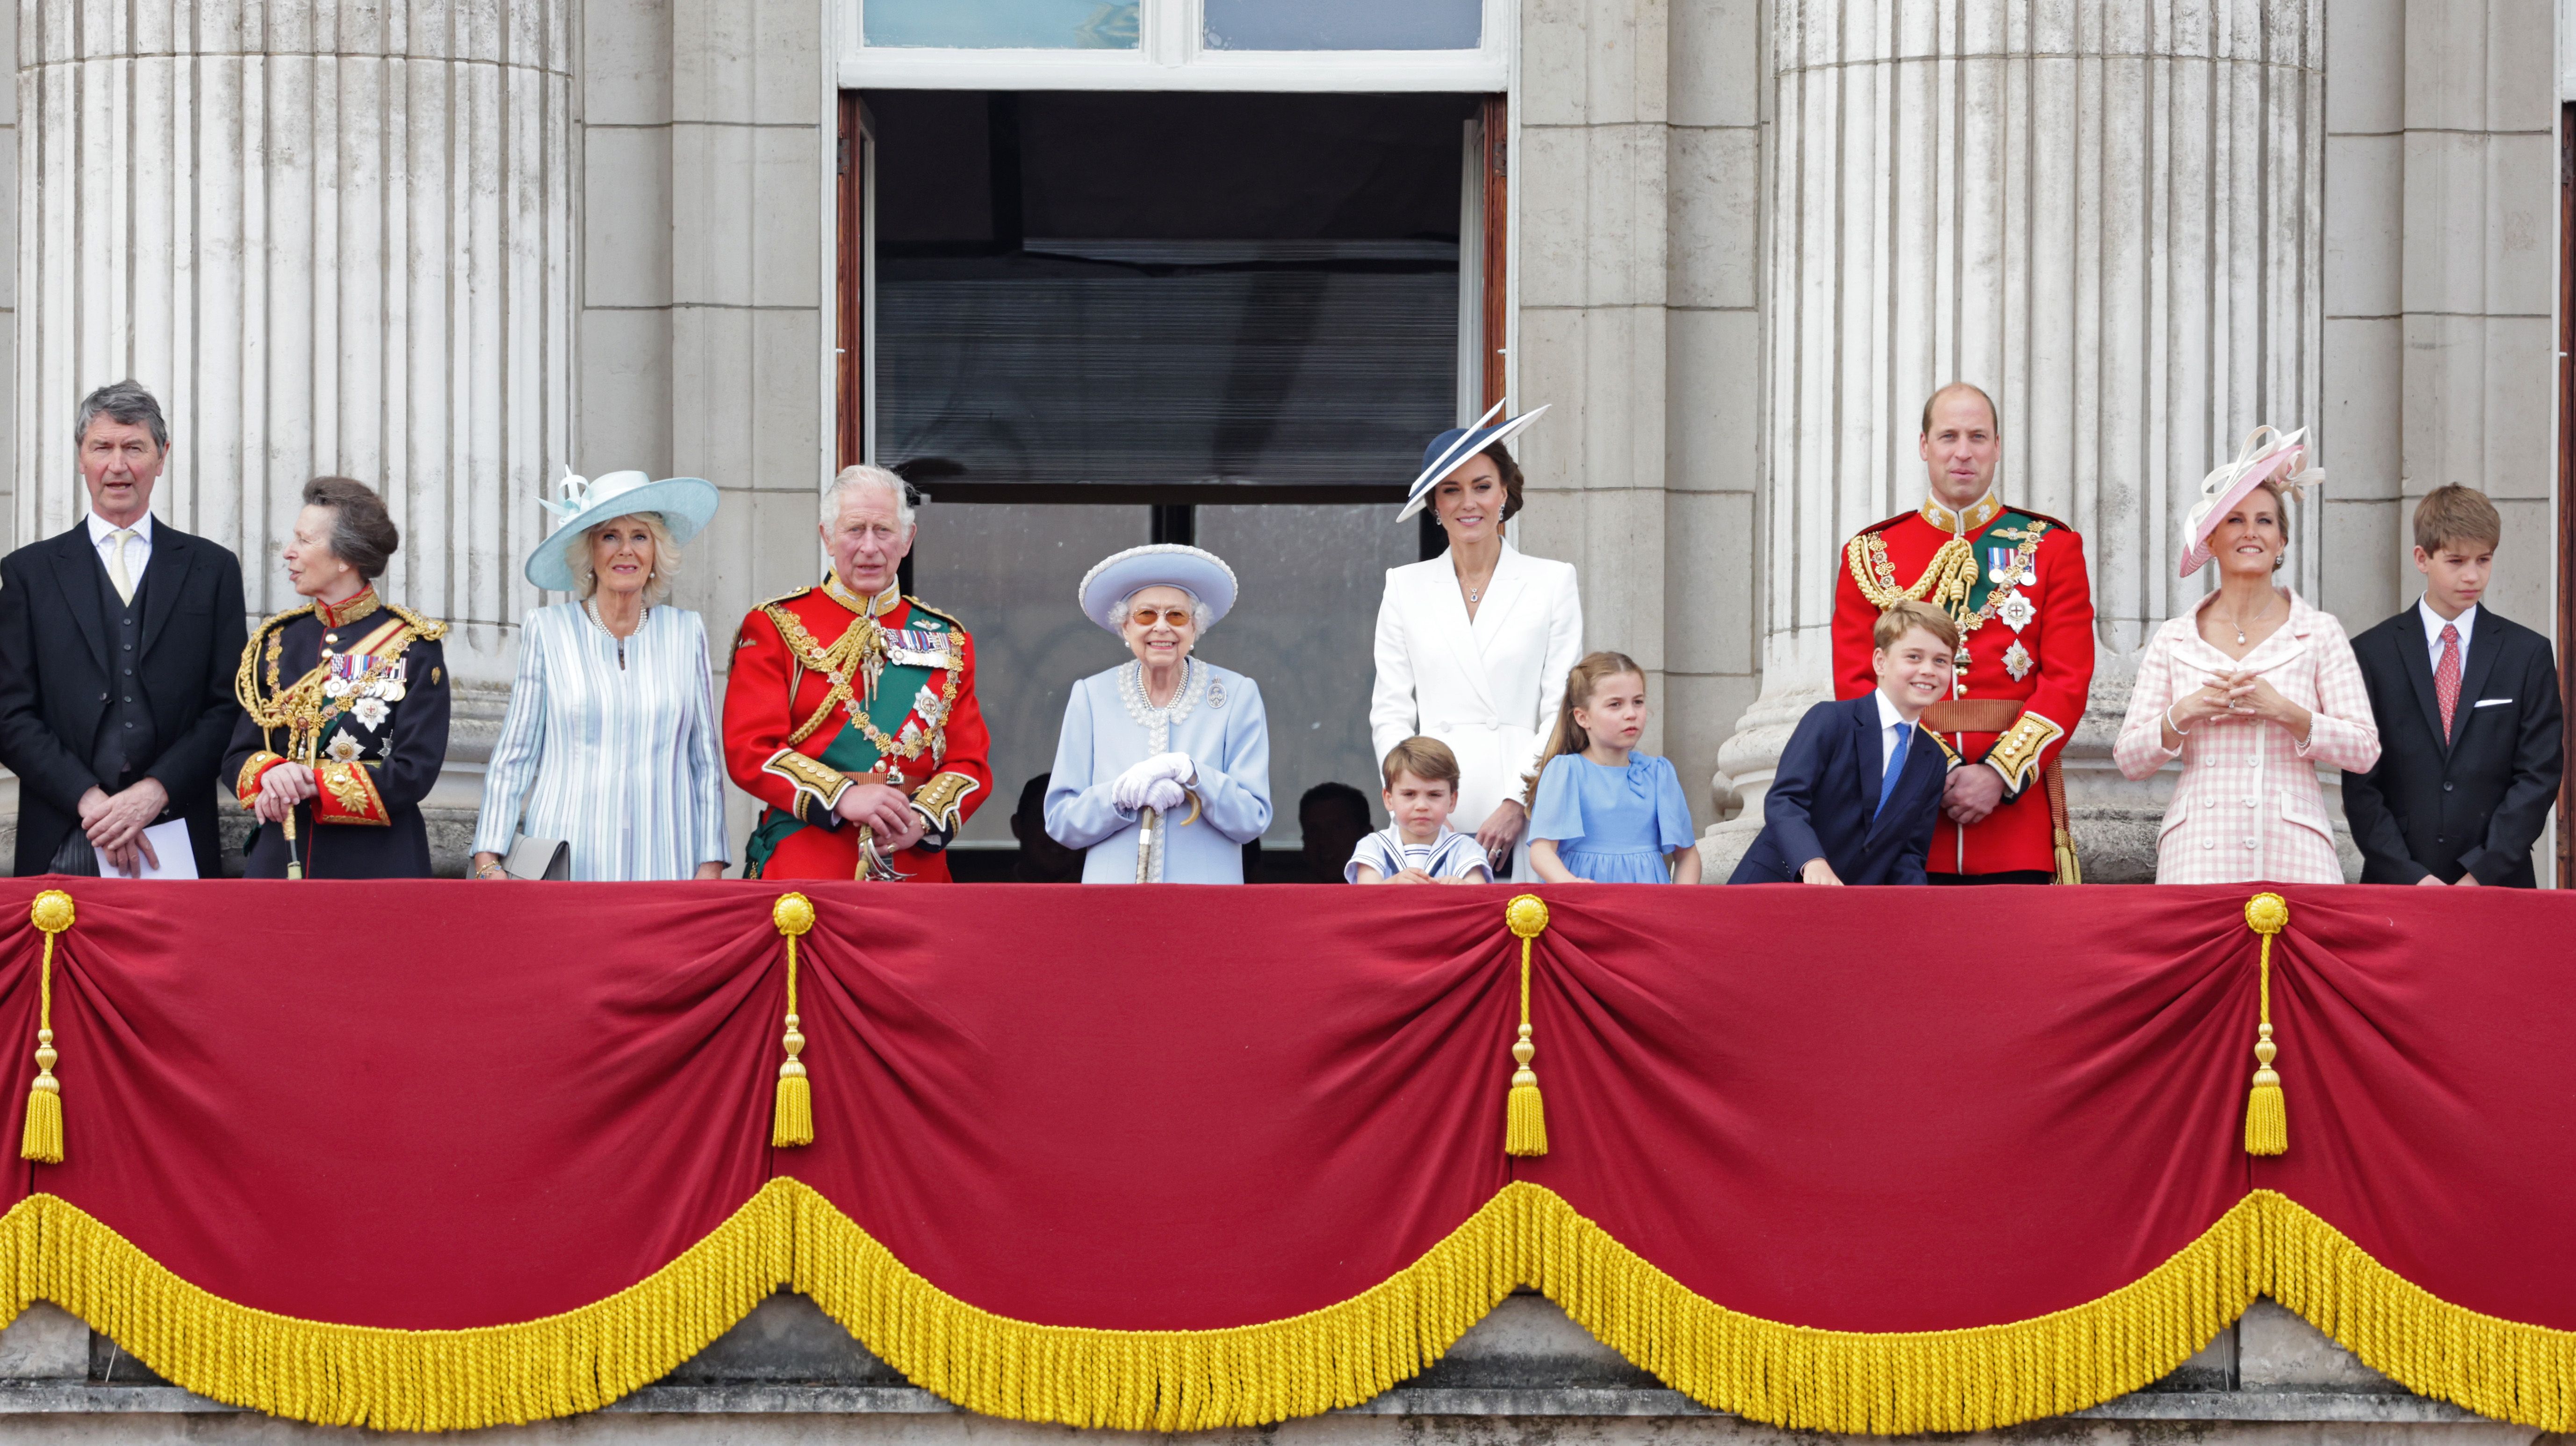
[{"xmin": 108, "ymin": 529, "xmax": 136, "ymax": 604}]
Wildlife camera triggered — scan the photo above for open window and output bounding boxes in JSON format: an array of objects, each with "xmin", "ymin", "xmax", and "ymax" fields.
[
  {"xmin": 838, "ymin": 0, "xmax": 1510, "ymax": 93},
  {"xmin": 836, "ymin": 89, "xmax": 1508, "ymax": 867}
]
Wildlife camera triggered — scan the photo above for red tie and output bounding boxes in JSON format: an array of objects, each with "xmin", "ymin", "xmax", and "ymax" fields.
[{"xmin": 2435, "ymin": 623, "xmax": 2461, "ymax": 740}]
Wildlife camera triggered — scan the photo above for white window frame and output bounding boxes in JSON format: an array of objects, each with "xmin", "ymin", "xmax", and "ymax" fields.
[{"xmin": 836, "ymin": 0, "xmax": 1511, "ymax": 91}]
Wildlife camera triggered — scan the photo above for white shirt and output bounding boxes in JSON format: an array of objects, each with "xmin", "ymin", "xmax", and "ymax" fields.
[
  {"xmin": 1873, "ymin": 689, "xmax": 1914, "ymax": 777},
  {"xmin": 2419, "ymin": 597, "xmax": 2477, "ymax": 668},
  {"xmin": 85, "ymin": 510, "xmax": 154, "ymax": 585}
]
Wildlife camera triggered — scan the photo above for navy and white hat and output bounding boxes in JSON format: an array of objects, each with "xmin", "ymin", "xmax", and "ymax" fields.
[
  {"xmin": 1398, "ymin": 401, "xmax": 1551, "ymax": 522},
  {"xmin": 523, "ymin": 467, "xmax": 722, "ymax": 590},
  {"xmin": 1077, "ymin": 544, "xmax": 1239, "ymax": 636}
]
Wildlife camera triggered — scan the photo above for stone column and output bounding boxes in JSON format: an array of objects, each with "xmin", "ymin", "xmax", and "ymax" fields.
[
  {"xmin": 15, "ymin": 0, "xmax": 576, "ymax": 687},
  {"xmin": 1701, "ymin": 0, "xmax": 2324, "ymax": 881}
]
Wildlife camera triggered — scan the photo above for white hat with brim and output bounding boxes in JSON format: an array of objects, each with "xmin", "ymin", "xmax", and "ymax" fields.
[
  {"xmin": 2180, "ymin": 426, "xmax": 2321, "ymax": 578},
  {"xmin": 523, "ymin": 467, "xmax": 723, "ymax": 591},
  {"xmin": 1398, "ymin": 402, "xmax": 1551, "ymax": 522},
  {"xmin": 1076, "ymin": 544, "xmax": 1239, "ymax": 636}
]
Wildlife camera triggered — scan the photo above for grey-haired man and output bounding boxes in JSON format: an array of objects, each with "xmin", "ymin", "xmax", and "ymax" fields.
[{"xmin": 0, "ymin": 381, "xmax": 247, "ymax": 876}]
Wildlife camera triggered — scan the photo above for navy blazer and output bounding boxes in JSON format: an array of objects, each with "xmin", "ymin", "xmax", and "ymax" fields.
[
  {"xmin": 2341, "ymin": 604, "xmax": 2562, "ymax": 886},
  {"xmin": 1730, "ymin": 693, "xmax": 1946, "ymax": 885}
]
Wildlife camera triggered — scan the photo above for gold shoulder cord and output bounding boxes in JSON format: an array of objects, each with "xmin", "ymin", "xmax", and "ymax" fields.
[
  {"xmin": 1847, "ymin": 532, "xmax": 1979, "ymax": 615},
  {"xmin": 758, "ymin": 604, "xmax": 961, "ymax": 763},
  {"xmin": 761, "ymin": 603, "xmax": 886, "ymax": 748},
  {"xmin": 1846, "ymin": 520, "xmax": 2054, "ymax": 636},
  {"xmin": 236, "ymin": 615, "xmax": 422, "ymax": 759}
]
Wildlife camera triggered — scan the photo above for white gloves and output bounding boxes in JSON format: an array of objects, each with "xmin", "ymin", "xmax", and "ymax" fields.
[
  {"xmin": 1142, "ymin": 777, "xmax": 1188, "ymax": 813},
  {"xmin": 1110, "ymin": 753, "xmax": 1196, "ymax": 811}
]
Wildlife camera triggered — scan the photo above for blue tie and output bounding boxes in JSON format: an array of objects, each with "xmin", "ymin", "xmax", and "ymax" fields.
[{"xmin": 1876, "ymin": 724, "xmax": 1910, "ymax": 818}]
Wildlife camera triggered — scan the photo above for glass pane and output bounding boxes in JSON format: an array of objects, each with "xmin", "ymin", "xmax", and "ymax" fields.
[
  {"xmin": 871, "ymin": 91, "xmax": 1471, "ymax": 491},
  {"xmin": 910, "ymin": 504, "xmax": 1149, "ymax": 844},
  {"xmin": 865, "ymin": 0, "xmax": 1139, "ymax": 50},
  {"xmin": 881, "ymin": 245, "xmax": 1457, "ymax": 487},
  {"xmin": 1203, "ymin": 0, "xmax": 1479, "ymax": 50},
  {"xmin": 1193, "ymin": 504, "xmax": 1418, "ymax": 847}
]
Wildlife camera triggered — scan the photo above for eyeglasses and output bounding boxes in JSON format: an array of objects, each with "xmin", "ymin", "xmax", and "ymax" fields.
[{"xmin": 1130, "ymin": 606, "xmax": 1194, "ymax": 628}]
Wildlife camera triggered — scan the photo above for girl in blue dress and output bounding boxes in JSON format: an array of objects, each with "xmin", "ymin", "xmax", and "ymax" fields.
[{"xmin": 1524, "ymin": 651, "xmax": 1701, "ymax": 884}]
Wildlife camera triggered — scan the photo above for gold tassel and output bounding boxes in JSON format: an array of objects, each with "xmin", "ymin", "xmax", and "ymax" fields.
[
  {"xmin": 2052, "ymin": 827, "xmax": 2083, "ymax": 885},
  {"xmin": 2242, "ymin": 892, "xmax": 2288, "ymax": 1156},
  {"xmin": 771, "ymin": 892, "xmax": 816, "ymax": 1149},
  {"xmin": 19, "ymin": 890, "xmax": 72, "ymax": 1164},
  {"xmin": 1504, "ymin": 895, "xmax": 1550, "ymax": 1157}
]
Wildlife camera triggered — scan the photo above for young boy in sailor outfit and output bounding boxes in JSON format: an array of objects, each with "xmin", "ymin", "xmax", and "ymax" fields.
[{"xmin": 1348, "ymin": 737, "xmax": 1495, "ymax": 885}]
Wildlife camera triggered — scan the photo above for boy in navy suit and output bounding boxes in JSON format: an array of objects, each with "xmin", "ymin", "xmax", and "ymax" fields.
[
  {"xmin": 1732, "ymin": 600, "xmax": 1958, "ymax": 885},
  {"xmin": 2342, "ymin": 485, "xmax": 2563, "ymax": 886}
]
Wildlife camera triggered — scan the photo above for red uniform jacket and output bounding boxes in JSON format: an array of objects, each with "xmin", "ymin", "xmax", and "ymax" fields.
[
  {"xmin": 1831, "ymin": 491, "xmax": 2096, "ymax": 878},
  {"xmin": 723, "ymin": 580, "xmax": 992, "ymax": 882}
]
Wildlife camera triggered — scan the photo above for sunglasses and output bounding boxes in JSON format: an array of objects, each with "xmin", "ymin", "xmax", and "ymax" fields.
[{"xmin": 1130, "ymin": 606, "xmax": 1194, "ymax": 628}]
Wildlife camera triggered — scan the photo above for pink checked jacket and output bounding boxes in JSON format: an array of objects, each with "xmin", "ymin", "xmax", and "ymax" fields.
[{"xmin": 2115, "ymin": 590, "xmax": 2381, "ymax": 885}]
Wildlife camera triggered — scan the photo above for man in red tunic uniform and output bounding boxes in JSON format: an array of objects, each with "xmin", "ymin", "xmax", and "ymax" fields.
[
  {"xmin": 1830, "ymin": 384, "xmax": 2096, "ymax": 883},
  {"xmin": 724, "ymin": 466, "xmax": 991, "ymax": 881}
]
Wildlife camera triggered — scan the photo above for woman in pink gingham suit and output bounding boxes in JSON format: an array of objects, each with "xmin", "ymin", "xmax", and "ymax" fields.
[{"xmin": 2116, "ymin": 429, "xmax": 2381, "ymax": 885}]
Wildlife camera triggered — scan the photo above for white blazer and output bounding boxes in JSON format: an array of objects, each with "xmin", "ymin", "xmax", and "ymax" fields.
[{"xmin": 1370, "ymin": 544, "xmax": 1583, "ymax": 873}]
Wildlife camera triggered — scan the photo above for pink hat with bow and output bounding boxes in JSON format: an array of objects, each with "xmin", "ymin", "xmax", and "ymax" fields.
[{"xmin": 2180, "ymin": 425, "xmax": 2323, "ymax": 577}]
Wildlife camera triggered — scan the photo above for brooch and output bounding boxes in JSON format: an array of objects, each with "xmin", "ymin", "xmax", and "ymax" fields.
[
  {"xmin": 2004, "ymin": 641, "xmax": 2035, "ymax": 681},
  {"xmin": 326, "ymin": 734, "xmax": 367, "ymax": 763},
  {"xmin": 1208, "ymin": 681, "xmax": 1227, "ymax": 708},
  {"xmin": 1995, "ymin": 589, "xmax": 2036, "ymax": 633}
]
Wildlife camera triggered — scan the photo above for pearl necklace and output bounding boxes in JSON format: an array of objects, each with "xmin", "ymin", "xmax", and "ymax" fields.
[{"xmin": 584, "ymin": 598, "xmax": 649, "ymax": 669}]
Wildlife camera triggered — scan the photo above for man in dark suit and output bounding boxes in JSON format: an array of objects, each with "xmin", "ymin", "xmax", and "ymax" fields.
[
  {"xmin": 2343, "ymin": 484, "xmax": 2562, "ymax": 887},
  {"xmin": 1733, "ymin": 601, "xmax": 1957, "ymax": 885},
  {"xmin": 0, "ymin": 381, "xmax": 248, "ymax": 877}
]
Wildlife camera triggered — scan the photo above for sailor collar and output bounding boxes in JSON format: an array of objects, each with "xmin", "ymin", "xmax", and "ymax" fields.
[
  {"xmin": 1919, "ymin": 489, "xmax": 2004, "ymax": 536},
  {"xmin": 315, "ymin": 587, "xmax": 382, "ymax": 631},
  {"xmin": 822, "ymin": 572, "xmax": 903, "ymax": 619}
]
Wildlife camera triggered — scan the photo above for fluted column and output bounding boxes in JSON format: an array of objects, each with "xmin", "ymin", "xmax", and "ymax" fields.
[
  {"xmin": 1701, "ymin": 0, "xmax": 2324, "ymax": 880},
  {"xmin": 16, "ymin": 0, "xmax": 575, "ymax": 686}
]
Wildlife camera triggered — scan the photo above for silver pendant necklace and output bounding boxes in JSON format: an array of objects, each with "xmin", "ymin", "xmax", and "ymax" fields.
[{"xmin": 2231, "ymin": 597, "xmax": 2273, "ymax": 647}]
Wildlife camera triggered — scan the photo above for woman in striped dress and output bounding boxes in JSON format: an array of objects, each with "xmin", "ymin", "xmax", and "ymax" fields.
[{"xmin": 471, "ymin": 469, "xmax": 732, "ymax": 881}]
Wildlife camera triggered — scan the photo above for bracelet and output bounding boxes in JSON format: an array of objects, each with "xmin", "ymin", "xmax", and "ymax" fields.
[
  {"xmin": 2163, "ymin": 704, "xmax": 2190, "ymax": 739},
  {"xmin": 474, "ymin": 862, "xmax": 508, "ymax": 880}
]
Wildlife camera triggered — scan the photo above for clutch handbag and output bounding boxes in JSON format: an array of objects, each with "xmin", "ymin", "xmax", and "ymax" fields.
[{"xmin": 501, "ymin": 836, "xmax": 572, "ymax": 881}]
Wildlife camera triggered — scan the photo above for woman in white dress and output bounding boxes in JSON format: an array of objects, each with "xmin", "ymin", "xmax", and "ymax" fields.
[
  {"xmin": 471, "ymin": 468, "xmax": 734, "ymax": 882},
  {"xmin": 1369, "ymin": 409, "xmax": 1582, "ymax": 880}
]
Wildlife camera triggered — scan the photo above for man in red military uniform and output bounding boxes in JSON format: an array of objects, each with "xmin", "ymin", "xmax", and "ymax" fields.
[
  {"xmin": 724, "ymin": 466, "xmax": 991, "ymax": 880},
  {"xmin": 1831, "ymin": 383, "xmax": 2096, "ymax": 882}
]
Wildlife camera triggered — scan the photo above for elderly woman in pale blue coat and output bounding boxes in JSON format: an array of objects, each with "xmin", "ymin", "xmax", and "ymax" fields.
[{"xmin": 1045, "ymin": 545, "xmax": 1272, "ymax": 883}]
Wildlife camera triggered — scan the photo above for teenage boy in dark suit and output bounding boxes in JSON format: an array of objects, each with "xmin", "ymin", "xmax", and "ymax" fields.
[
  {"xmin": 2342, "ymin": 485, "xmax": 2562, "ymax": 886},
  {"xmin": 1732, "ymin": 600, "xmax": 1957, "ymax": 885}
]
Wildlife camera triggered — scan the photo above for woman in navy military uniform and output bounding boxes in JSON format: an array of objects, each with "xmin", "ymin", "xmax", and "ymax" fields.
[{"xmin": 224, "ymin": 476, "xmax": 452, "ymax": 878}]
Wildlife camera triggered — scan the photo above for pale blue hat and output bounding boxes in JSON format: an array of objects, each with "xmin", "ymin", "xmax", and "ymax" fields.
[
  {"xmin": 1077, "ymin": 544, "xmax": 1239, "ymax": 635},
  {"xmin": 523, "ymin": 466, "xmax": 722, "ymax": 590}
]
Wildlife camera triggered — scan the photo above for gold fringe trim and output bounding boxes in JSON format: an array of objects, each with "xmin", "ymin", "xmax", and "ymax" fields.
[
  {"xmin": 0, "ymin": 1181, "xmax": 2565, "ymax": 1433},
  {"xmin": 786, "ymin": 1177, "xmax": 1530, "ymax": 1431},
  {"xmin": 0, "ymin": 1183, "xmax": 793, "ymax": 1431},
  {"xmin": 2259, "ymin": 1189, "xmax": 2576, "ymax": 1430},
  {"xmin": 1532, "ymin": 1185, "xmax": 2261, "ymax": 1433}
]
